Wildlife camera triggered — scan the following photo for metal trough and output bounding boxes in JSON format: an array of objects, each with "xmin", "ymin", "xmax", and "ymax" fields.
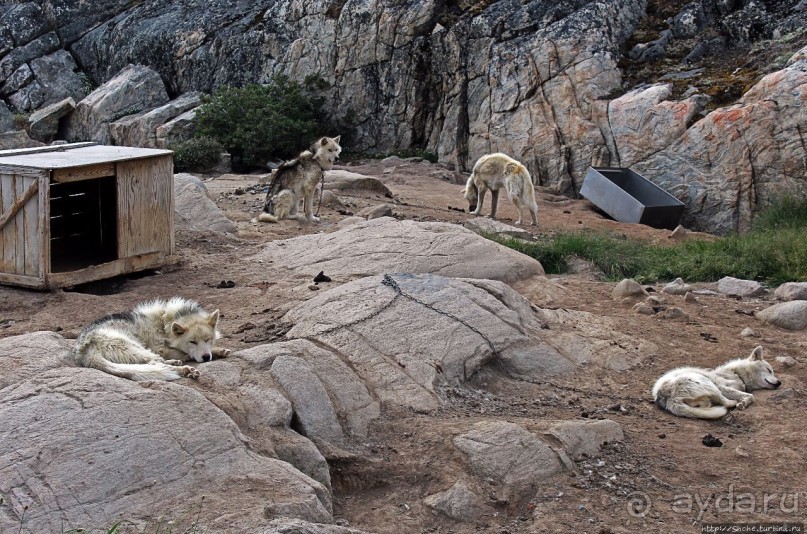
[{"xmin": 580, "ymin": 167, "xmax": 684, "ymax": 230}]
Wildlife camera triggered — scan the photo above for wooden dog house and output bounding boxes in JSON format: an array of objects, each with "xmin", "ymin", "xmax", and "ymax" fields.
[{"xmin": 0, "ymin": 142, "xmax": 174, "ymax": 289}]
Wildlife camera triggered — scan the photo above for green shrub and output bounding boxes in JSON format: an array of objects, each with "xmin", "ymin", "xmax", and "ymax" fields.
[
  {"xmin": 12, "ymin": 113, "xmax": 28, "ymax": 131},
  {"xmin": 491, "ymin": 196, "xmax": 807, "ymax": 285},
  {"xmin": 195, "ymin": 76, "xmax": 326, "ymax": 170},
  {"xmin": 170, "ymin": 136, "xmax": 223, "ymax": 173}
]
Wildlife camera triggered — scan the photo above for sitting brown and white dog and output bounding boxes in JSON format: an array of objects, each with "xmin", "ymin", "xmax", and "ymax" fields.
[{"xmin": 258, "ymin": 135, "xmax": 342, "ymax": 223}]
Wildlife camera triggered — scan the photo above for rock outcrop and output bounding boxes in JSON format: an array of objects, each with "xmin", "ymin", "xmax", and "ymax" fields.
[
  {"xmin": 1, "ymin": 1, "xmax": 804, "ymax": 232},
  {"xmin": 64, "ymin": 64, "xmax": 169, "ymax": 144},
  {"xmin": 251, "ymin": 217, "xmax": 545, "ymax": 284},
  {"xmin": 174, "ymin": 173, "xmax": 238, "ymax": 234},
  {"xmin": 0, "ymin": 333, "xmax": 333, "ymax": 532},
  {"xmin": 110, "ymin": 91, "xmax": 203, "ymax": 147},
  {"xmin": 633, "ymin": 47, "xmax": 807, "ymax": 234}
]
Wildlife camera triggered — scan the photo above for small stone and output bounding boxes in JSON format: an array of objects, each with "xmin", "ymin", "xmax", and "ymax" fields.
[
  {"xmin": 632, "ymin": 303, "xmax": 656, "ymax": 315},
  {"xmin": 771, "ymin": 388, "xmax": 795, "ymax": 403},
  {"xmin": 645, "ymin": 296, "xmax": 663, "ymax": 306},
  {"xmin": 662, "ymin": 278, "xmax": 693, "ymax": 295},
  {"xmin": 734, "ymin": 447, "xmax": 749, "ymax": 457},
  {"xmin": 613, "ymin": 279, "xmax": 648, "ymax": 299},
  {"xmin": 702, "ymin": 434, "xmax": 723, "ymax": 447},
  {"xmin": 740, "ymin": 327, "xmax": 758, "ymax": 338},
  {"xmin": 658, "ymin": 433, "xmax": 666, "ymax": 439},
  {"xmin": 775, "ymin": 356, "xmax": 797, "ymax": 368},
  {"xmin": 313, "ymin": 271, "xmax": 332, "ymax": 284},
  {"xmin": 717, "ymin": 276, "xmax": 766, "ymax": 298},
  {"xmin": 669, "ymin": 225, "xmax": 689, "ymax": 238},
  {"xmin": 308, "ymin": 284, "xmax": 320, "ymax": 291},
  {"xmin": 657, "ymin": 306, "xmax": 689, "ymax": 320},
  {"xmin": 684, "ymin": 292, "xmax": 698, "ymax": 303},
  {"xmin": 357, "ymin": 203, "xmax": 394, "ymax": 220}
]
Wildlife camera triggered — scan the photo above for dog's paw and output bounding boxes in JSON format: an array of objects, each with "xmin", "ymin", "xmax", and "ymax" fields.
[
  {"xmin": 514, "ymin": 220, "xmax": 523, "ymax": 225},
  {"xmin": 309, "ymin": 216, "xmax": 321, "ymax": 223},
  {"xmin": 164, "ymin": 359, "xmax": 184, "ymax": 366},
  {"xmin": 736, "ymin": 397, "xmax": 753, "ymax": 410},
  {"xmin": 181, "ymin": 366, "xmax": 200, "ymax": 380},
  {"xmin": 214, "ymin": 348, "xmax": 232, "ymax": 358}
]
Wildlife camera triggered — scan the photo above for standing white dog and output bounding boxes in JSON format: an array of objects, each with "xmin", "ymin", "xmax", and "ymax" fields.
[
  {"xmin": 652, "ymin": 346, "xmax": 782, "ymax": 419},
  {"xmin": 462, "ymin": 153, "xmax": 538, "ymax": 225}
]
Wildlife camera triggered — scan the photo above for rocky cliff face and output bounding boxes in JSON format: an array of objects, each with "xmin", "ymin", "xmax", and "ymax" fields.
[{"xmin": 1, "ymin": 0, "xmax": 805, "ymax": 233}]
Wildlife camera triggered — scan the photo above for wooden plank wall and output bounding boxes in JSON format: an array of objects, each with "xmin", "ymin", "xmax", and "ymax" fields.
[
  {"xmin": 0, "ymin": 171, "xmax": 41, "ymax": 277},
  {"xmin": 117, "ymin": 155, "xmax": 173, "ymax": 258}
]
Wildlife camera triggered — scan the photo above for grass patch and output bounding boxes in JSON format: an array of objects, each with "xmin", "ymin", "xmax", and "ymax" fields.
[{"xmin": 491, "ymin": 198, "xmax": 807, "ymax": 286}]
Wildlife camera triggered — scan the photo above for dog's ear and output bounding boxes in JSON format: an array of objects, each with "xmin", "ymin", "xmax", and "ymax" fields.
[
  {"xmin": 171, "ymin": 322, "xmax": 186, "ymax": 336},
  {"xmin": 208, "ymin": 309, "xmax": 220, "ymax": 327},
  {"xmin": 333, "ymin": 135, "xmax": 341, "ymax": 144},
  {"xmin": 320, "ymin": 137, "xmax": 328, "ymax": 146},
  {"xmin": 749, "ymin": 345, "xmax": 764, "ymax": 361}
]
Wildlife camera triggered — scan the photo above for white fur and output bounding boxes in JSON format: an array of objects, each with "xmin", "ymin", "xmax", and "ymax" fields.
[
  {"xmin": 74, "ymin": 297, "xmax": 230, "ymax": 382},
  {"xmin": 652, "ymin": 346, "xmax": 782, "ymax": 419},
  {"xmin": 462, "ymin": 153, "xmax": 538, "ymax": 225}
]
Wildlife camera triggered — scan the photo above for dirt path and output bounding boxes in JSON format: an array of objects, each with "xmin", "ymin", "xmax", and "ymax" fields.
[{"xmin": 1, "ymin": 158, "xmax": 804, "ymax": 533}]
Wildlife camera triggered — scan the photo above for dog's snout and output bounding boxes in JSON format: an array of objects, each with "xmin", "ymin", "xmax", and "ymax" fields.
[
  {"xmin": 203, "ymin": 353, "xmax": 213, "ymax": 362},
  {"xmin": 774, "ymin": 380, "xmax": 782, "ymax": 389},
  {"xmin": 469, "ymin": 204, "xmax": 477, "ymax": 212}
]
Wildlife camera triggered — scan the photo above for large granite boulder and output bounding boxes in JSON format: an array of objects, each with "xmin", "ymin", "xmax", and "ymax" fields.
[
  {"xmin": 5, "ymin": 50, "xmax": 88, "ymax": 112},
  {"xmin": 110, "ymin": 91, "xmax": 203, "ymax": 147},
  {"xmin": 64, "ymin": 64, "xmax": 169, "ymax": 144},
  {"xmin": 174, "ymin": 173, "xmax": 237, "ymax": 234},
  {"xmin": 0, "ymin": 333, "xmax": 333, "ymax": 532},
  {"xmin": 281, "ymin": 273, "xmax": 653, "ymax": 416},
  {"xmin": 28, "ymin": 97, "xmax": 76, "ymax": 142},
  {"xmin": 155, "ymin": 107, "xmax": 200, "ymax": 148},
  {"xmin": 250, "ymin": 217, "xmax": 545, "ymax": 284},
  {"xmin": 633, "ymin": 46, "xmax": 807, "ymax": 234}
]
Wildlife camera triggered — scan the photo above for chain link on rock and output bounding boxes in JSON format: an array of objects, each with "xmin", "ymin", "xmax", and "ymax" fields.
[
  {"xmin": 305, "ymin": 274, "xmax": 646, "ymax": 404},
  {"xmin": 307, "ymin": 274, "xmax": 498, "ymax": 359}
]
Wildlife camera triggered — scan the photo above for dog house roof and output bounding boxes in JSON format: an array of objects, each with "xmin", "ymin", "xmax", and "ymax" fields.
[{"xmin": 0, "ymin": 143, "xmax": 172, "ymax": 169}]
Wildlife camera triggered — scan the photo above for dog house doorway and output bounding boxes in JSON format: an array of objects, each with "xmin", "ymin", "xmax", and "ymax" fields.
[{"xmin": 49, "ymin": 175, "xmax": 118, "ymax": 273}]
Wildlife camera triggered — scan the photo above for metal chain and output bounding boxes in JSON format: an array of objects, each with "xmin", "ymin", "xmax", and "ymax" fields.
[
  {"xmin": 306, "ymin": 275, "xmax": 401, "ymax": 338},
  {"xmin": 305, "ymin": 274, "xmax": 645, "ymax": 404},
  {"xmin": 383, "ymin": 275, "xmax": 499, "ymax": 359},
  {"xmin": 307, "ymin": 275, "xmax": 498, "ymax": 360},
  {"xmin": 315, "ymin": 171, "xmax": 325, "ymax": 217}
]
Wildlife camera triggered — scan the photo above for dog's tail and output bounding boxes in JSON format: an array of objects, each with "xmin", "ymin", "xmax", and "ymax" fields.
[
  {"xmin": 80, "ymin": 353, "xmax": 186, "ymax": 381},
  {"xmin": 75, "ymin": 333, "xmax": 191, "ymax": 381},
  {"xmin": 100, "ymin": 360, "xmax": 186, "ymax": 381},
  {"xmin": 664, "ymin": 401, "xmax": 728, "ymax": 419},
  {"xmin": 257, "ymin": 211, "xmax": 279, "ymax": 223}
]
